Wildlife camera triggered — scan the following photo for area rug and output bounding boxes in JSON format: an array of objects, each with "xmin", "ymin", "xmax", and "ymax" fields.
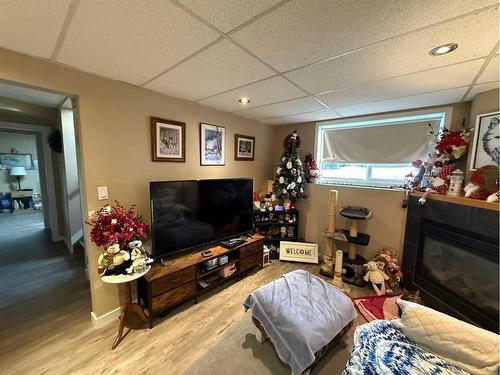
[
  {"xmin": 352, "ymin": 295, "xmax": 400, "ymax": 322},
  {"xmin": 184, "ymin": 314, "xmax": 355, "ymax": 375}
]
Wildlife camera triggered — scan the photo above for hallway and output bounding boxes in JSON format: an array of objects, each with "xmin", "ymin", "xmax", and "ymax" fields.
[{"xmin": 0, "ymin": 210, "xmax": 91, "ymax": 373}]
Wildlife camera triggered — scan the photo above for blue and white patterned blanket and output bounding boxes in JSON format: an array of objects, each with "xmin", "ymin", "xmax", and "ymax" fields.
[{"xmin": 343, "ymin": 320, "xmax": 470, "ymax": 375}]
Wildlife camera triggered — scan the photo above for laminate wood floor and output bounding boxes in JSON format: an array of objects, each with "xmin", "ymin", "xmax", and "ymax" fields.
[{"xmin": 0, "ymin": 214, "xmax": 368, "ymax": 375}]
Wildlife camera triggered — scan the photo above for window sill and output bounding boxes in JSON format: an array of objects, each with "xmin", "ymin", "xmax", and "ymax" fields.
[{"xmin": 314, "ymin": 180, "xmax": 405, "ymax": 192}]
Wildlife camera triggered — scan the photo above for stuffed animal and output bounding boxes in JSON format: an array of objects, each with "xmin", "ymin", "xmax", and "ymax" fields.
[
  {"xmin": 464, "ymin": 165, "xmax": 499, "ymax": 200},
  {"xmin": 363, "ymin": 261, "xmax": 389, "ymax": 296},
  {"xmin": 373, "ymin": 249, "xmax": 402, "ymax": 290},
  {"xmin": 97, "ymin": 249, "xmax": 130, "ymax": 273}
]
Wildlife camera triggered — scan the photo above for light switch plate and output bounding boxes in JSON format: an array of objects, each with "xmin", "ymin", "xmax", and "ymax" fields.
[{"xmin": 98, "ymin": 186, "xmax": 108, "ymax": 200}]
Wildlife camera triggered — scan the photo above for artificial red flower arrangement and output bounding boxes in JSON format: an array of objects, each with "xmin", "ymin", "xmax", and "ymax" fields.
[
  {"xmin": 434, "ymin": 128, "xmax": 469, "ymax": 161},
  {"xmin": 86, "ymin": 201, "xmax": 148, "ymax": 248},
  {"xmin": 86, "ymin": 202, "xmax": 150, "ymax": 275}
]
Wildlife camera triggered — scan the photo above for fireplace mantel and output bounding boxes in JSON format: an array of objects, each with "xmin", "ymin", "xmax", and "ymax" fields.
[{"xmin": 410, "ymin": 192, "xmax": 499, "ymax": 211}]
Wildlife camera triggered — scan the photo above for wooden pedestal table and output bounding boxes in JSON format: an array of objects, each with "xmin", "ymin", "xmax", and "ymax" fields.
[{"xmin": 101, "ymin": 265, "xmax": 151, "ymax": 350}]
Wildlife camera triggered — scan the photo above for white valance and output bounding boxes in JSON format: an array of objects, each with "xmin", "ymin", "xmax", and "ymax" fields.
[{"xmin": 321, "ymin": 119, "xmax": 440, "ymax": 164}]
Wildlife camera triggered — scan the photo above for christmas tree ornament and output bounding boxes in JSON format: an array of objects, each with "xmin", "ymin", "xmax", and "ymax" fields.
[{"xmin": 286, "ymin": 160, "xmax": 292, "ymax": 169}]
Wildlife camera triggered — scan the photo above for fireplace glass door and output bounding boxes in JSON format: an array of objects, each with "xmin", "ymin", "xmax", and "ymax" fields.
[{"xmin": 416, "ymin": 222, "xmax": 498, "ymax": 331}]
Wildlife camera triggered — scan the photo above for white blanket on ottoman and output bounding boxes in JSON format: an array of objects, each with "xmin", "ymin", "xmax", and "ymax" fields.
[{"xmin": 243, "ymin": 269, "xmax": 357, "ymax": 375}]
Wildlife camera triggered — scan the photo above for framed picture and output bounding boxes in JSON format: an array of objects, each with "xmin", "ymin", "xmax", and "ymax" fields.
[
  {"xmin": 279, "ymin": 241, "xmax": 319, "ymax": 264},
  {"xmin": 0, "ymin": 153, "xmax": 34, "ymax": 169},
  {"xmin": 151, "ymin": 117, "xmax": 185, "ymax": 162},
  {"xmin": 200, "ymin": 123, "xmax": 225, "ymax": 165},
  {"xmin": 234, "ymin": 134, "xmax": 255, "ymax": 161},
  {"xmin": 469, "ymin": 112, "xmax": 499, "ymax": 170}
]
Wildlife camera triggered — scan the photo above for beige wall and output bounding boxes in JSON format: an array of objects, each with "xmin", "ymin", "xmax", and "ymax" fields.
[
  {"xmin": 0, "ymin": 131, "xmax": 41, "ymax": 193},
  {"xmin": 466, "ymin": 89, "xmax": 499, "ymax": 179},
  {"xmin": 272, "ymin": 101, "xmax": 473, "ymax": 262},
  {"xmin": 0, "ymin": 48, "xmax": 275, "ymax": 317}
]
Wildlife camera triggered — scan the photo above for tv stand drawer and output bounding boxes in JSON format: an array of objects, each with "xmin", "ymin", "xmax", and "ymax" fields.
[
  {"xmin": 151, "ymin": 266, "xmax": 195, "ymax": 296},
  {"xmin": 240, "ymin": 251, "xmax": 262, "ymax": 272},
  {"xmin": 151, "ymin": 282, "xmax": 195, "ymax": 314},
  {"xmin": 241, "ymin": 240, "xmax": 264, "ymax": 258}
]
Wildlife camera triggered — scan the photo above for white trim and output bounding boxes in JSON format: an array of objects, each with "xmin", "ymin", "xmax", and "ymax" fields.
[
  {"xmin": 91, "ymin": 307, "xmax": 122, "ymax": 329},
  {"xmin": 71, "ymin": 228, "xmax": 83, "ymax": 245}
]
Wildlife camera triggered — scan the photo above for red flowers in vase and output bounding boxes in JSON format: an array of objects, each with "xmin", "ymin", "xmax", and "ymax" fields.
[{"xmin": 86, "ymin": 201, "xmax": 149, "ymax": 248}]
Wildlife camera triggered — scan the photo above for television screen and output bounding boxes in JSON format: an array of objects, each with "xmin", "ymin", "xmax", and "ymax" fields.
[{"xmin": 150, "ymin": 178, "xmax": 253, "ymax": 258}]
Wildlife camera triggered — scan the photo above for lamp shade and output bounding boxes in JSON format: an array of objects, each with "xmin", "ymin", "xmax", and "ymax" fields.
[{"xmin": 10, "ymin": 166, "xmax": 26, "ymax": 176}]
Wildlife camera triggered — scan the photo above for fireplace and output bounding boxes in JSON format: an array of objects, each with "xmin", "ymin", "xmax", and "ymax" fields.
[{"xmin": 403, "ymin": 194, "xmax": 499, "ymax": 333}]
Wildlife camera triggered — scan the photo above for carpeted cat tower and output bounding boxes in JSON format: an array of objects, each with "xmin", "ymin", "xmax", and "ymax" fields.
[
  {"xmin": 320, "ymin": 196, "xmax": 373, "ymax": 287},
  {"xmin": 339, "ymin": 205, "xmax": 373, "ymax": 286}
]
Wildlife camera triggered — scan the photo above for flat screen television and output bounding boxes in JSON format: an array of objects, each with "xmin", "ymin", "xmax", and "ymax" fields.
[{"xmin": 150, "ymin": 178, "xmax": 254, "ymax": 259}]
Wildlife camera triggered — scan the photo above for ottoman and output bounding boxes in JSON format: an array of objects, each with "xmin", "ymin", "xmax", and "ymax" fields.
[{"xmin": 243, "ymin": 269, "xmax": 357, "ymax": 375}]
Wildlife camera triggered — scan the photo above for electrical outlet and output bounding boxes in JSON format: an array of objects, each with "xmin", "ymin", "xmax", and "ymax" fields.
[{"xmin": 98, "ymin": 186, "xmax": 108, "ymax": 200}]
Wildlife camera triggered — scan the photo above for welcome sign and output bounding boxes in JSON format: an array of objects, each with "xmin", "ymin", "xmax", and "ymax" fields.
[{"xmin": 279, "ymin": 241, "xmax": 319, "ymax": 264}]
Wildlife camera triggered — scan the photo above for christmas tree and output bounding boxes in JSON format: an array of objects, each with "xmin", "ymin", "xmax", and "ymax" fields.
[{"xmin": 272, "ymin": 130, "xmax": 306, "ymax": 202}]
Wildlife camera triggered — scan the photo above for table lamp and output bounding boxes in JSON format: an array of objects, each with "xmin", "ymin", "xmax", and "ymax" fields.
[{"xmin": 10, "ymin": 166, "xmax": 26, "ymax": 190}]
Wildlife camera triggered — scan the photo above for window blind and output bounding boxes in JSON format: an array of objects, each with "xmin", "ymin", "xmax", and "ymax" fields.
[{"xmin": 321, "ymin": 119, "xmax": 440, "ymax": 164}]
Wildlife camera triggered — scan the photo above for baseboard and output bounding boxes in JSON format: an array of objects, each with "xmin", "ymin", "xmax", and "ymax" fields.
[
  {"xmin": 91, "ymin": 307, "xmax": 122, "ymax": 329},
  {"xmin": 71, "ymin": 229, "xmax": 83, "ymax": 245}
]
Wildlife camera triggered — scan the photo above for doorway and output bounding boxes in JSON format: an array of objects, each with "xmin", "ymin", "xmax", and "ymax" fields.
[{"xmin": 0, "ymin": 81, "xmax": 91, "ymax": 373}]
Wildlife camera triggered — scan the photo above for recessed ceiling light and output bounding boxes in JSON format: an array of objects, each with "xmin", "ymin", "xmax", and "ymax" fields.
[
  {"xmin": 429, "ymin": 43, "xmax": 458, "ymax": 56},
  {"xmin": 238, "ymin": 97, "xmax": 250, "ymax": 104}
]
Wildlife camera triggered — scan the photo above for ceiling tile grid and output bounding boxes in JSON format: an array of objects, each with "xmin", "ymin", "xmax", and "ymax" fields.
[
  {"xmin": 56, "ymin": 0, "xmax": 220, "ymax": 85},
  {"xmin": 477, "ymin": 54, "xmax": 500, "ymax": 83},
  {"xmin": 198, "ymin": 75, "xmax": 305, "ymax": 112},
  {"xmin": 177, "ymin": 0, "xmax": 283, "ymax": 33},
  {"xmin": 285, "ymin": 6, "xmax": 499, "ymax": 95},
  {"xmin": 262, "ymin": 110, "xmax": 341, "ymax": 125},
  {"xmin": 316, "ymin": 58, "xmax": 485, "ymax": 108},
  {"xmin": 231, "ymin": 0, "xmax": 498, "ymax": 72},
  {"xmin": 0, "ymin": 0, "xmax": 72, "ymax": 58},
  {"xmin": 236, "ymin": 96, "xmax": 325, "ymax": 120},
  {"xmin": 0, "ymin": 0, "xmax": 498, "ymax": 124},
  {"xmin": 144, "ymin": 39, "xmax": 275, "ymax": 101},
  {"xmin": 465, "ymin": 81, "xmax": 500, "ymax": 101},
  {"xmin": 335, "ymin": 87, "xmax": 468, "ymax": 117}
]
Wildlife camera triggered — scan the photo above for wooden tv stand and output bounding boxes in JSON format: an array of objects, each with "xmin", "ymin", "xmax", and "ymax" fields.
[{"xmin": 138, "ymin": 235, "xmax": 264, "ymax": 328}]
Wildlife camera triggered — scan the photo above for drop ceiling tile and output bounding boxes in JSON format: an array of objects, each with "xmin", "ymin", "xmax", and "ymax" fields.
[
  {"xmin": 57, "ymin": 0, "xmax": 219, "ymax": 85},
  {"xmin": 232, "ymin": 0, "xmax": 498, "ymax": 72},
  {"xmin": 335, "ymin": 87, "xmax": 468, "ymax": 117},
  {"xmin": 178, "ymin": 0, "xmax": 282, "ymax": 32},
  {"xmin": 317, "ymin": 59, "xmax": 484, "ymax": 108},
  {"xmin": 198, "ymin": 76, "xmax": 305, "ymax": 112},
  {"xmin": 262, "ymin": 110, "xmax": 341, "ymax": 125},
  {"xmin": 0, "ymin": 0, "xmax": 72, "ymax": 58},
  {"xmin": 286, "ymin": 6, "xmax": 499, "ymax": 94},
  {"xmin": 477, "ymin": 55, "xmax": 499, "ymax": 84},
  {"xmin": 236, "ymin": 96, "xmax": 325, "ymax": 120},
  {"xmin": 145, "ymin": 39, "xmax": 275, "ymax": 101},
  {"xmin": 465, "ymin": 81, "xmax": 500, "ymax": 101}
]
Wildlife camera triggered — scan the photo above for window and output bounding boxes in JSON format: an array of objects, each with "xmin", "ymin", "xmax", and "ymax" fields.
[{"xmin": 316, "ymin": 112, "xmax": 446, "ymax": 187}]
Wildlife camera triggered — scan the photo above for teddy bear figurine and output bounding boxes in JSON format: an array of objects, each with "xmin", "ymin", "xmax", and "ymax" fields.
[{"xmin": 363, "ymin": 261, "xmax": 389, "ymax": 296}]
